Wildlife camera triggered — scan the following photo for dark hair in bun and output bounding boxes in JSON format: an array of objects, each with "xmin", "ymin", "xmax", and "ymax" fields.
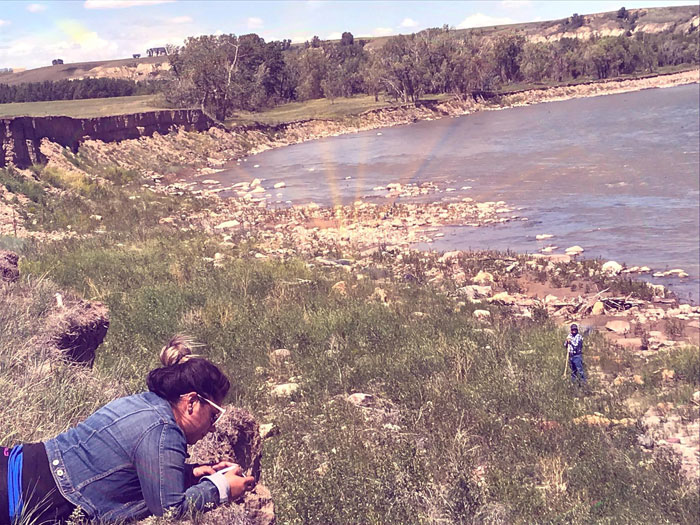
[{"xmin": 147, "ymin": 335, "xmax": 230, "ymax": 402}]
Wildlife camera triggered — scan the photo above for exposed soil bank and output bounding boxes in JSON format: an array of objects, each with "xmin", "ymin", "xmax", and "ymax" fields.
[{"xmin": 0, "ymin": 109, "xmax": 214, "ymax": 169}]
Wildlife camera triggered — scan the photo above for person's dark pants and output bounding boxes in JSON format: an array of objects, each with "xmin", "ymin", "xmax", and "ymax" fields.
[
  {"xmin": 569, "ymin": 354, "xmax": 586, "ymax": 385},
  {"xmin": 1, "ymin": 444, "xmax": 75, "ymax": 525}
]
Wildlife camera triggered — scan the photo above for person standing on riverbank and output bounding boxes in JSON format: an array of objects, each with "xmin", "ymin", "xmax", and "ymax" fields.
[{"xmin": 565, "ymin": 324, "xmax": 586, "ymax": 386}]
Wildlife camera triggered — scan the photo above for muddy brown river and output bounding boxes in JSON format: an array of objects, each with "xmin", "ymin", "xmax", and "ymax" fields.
[{"xmin": 216, "ymin": 84, "xmax": 700, "ymax": 302}]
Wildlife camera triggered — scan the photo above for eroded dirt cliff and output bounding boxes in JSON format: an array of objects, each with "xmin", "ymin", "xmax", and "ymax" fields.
[{"xmin": 0, "ymin": 109, "xmax": 214, "ymax": 169}]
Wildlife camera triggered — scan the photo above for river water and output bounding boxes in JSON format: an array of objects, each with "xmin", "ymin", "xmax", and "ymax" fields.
[{"xmin": 214, "ymin": 84, "xmax": 700, "ymax": 302}]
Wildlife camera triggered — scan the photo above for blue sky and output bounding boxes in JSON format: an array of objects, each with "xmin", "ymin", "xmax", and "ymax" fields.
[{"xmin": 0, "ymin": 0, "xmax": 695, "ymax": 69}]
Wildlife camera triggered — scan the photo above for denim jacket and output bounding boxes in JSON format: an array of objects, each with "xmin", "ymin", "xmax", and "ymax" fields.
[{"xmin": 43, "ymin": 392, "xmax": 219, "ymax": 522}]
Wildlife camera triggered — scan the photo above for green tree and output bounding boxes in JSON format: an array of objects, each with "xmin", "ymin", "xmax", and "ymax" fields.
[
  {"xmin": 568, "ymin": 13, "xmax": 585, "ymax": 29},
  {"xmin": 492, "ymin": 34, "xmax": 525, "ymax": 84},
  {"xmin": 373, "ymin": 34, "xmax": 428, "ymax": 103},
  {"xmin": 294, "ymin": 47, "xmax": 328, "ymax": 100},
  {"xmin": 323, "ymin": 35, "xmax": 367, "ymax": 97},
  {"xmin": 360, "ymin": 53, "xmax": 383, "ymax": 101},
  {"xmin": 166, "ymin": 33, "xmax": 290, "ymax": 120},
  {"xmin": 521, "ymin": 42, "xmax": 553, "ymax": 82},
  {"xmin": 321, "ymin": 64, "xmax": 345, "ymax": 103}
]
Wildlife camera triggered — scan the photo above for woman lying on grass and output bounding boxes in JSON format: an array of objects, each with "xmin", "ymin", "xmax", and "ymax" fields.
[{"xmin": 0, "ymin": 336, "xmax": 255, "ymax": 524}]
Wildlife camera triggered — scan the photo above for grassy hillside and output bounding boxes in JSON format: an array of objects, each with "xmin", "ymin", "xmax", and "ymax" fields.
[
  {"xmin": 364, "ymin": 5, "xmax": 699, "ymax": 50},
  {"xmin": 1, "ymin": 155, "xmax": 698, "ymax": 523},
  {"xmin": 0, "ymin": 94, "xmax": 167, "ymax": 118},
  {"xmin": 0, "ymin": 56, "xmax": 169, "ymax": 86}
]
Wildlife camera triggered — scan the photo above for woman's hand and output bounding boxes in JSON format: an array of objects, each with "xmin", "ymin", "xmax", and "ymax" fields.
[
  {"xmin": 193, "ymin": 461, "xmax": 239, "ymax": 478},
  {"xmin": 223, "ymin": 469, "xmax": 256, "ymax": 500}
]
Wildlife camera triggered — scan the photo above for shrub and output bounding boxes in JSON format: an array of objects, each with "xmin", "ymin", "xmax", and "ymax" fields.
[
  {"xmin": 665, "ymin": 318, "xmax": 685, "ymax": 339},
  {"xmin": 0, "ymin": 168, "xmax": 46, "ymax": 203}
]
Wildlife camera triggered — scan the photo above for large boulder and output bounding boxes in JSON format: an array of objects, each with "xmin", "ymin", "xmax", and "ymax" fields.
[
  {"xmin": 473, "ymin": 309, "xmax": 491, "ymax": 321},
  {"xmin": 44, "ymin": 299, "xmax": 109, "ymax": 366},
  {"xmin": 601, "ymin": 260, "xmax": 623, "ymax": 276},
  {"xmin": 270, "ymin": 382, "xmax": 299, "ymax": 398},
  {"xmin": 346, "ymin": 392, "xmax": 375, "ymax": 407},
  {"xmin": 472, "ymin": 270, "xmax": 494, "ymax": 285},
  {"xmin": 459, "ymin": 285, "xmax": 492, "ymax": 300},
  {"xmin": 564, "ymin": 245, "xmax": 584, "ymax": 256},
  {"xmin": 489, "ymin": 291, "xmax": 517, "ymax": 305},
  {"xmin": 0, "ymin": 250, "xmax": 19, "ymax": 283},
  {"xmin": 591, "ymin": 301, "xmax": 605, "ymax": 316},
  {"xmin": 605, "ymin": 320, "xmax": 631, "ymax": 334}
]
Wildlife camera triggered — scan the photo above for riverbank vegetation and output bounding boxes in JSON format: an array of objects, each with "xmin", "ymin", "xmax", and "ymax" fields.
[
  {"xmin": 0, "ymin": 78, "xmax": 164, "ymax": 105},
  {"xmin": 2, "ymin": 6, "xmax": 698, "ymax": 121},
  {"xmin": 167, "ymin": 25, "xmax": 699, "ymax": 121},
  {"xmin": 1, "ymin": 158, "xmax": 698, "ymax": 524}
]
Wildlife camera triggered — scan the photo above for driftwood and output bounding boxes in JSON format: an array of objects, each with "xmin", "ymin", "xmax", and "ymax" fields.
[{"xmin": 602, "ymin": 296, "xmax": 645, "ymax": 311}]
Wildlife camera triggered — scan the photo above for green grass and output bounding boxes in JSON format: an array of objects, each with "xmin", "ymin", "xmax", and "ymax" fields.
[
  {"xmin": 228, "ymin": 94, "xmax": 450, "ymax": 126},
  {"xmin": 14, "ymin": 235, "xmax": 700, "ymax": 524},
  {"xmin": 2, "ymin": 162, "xmax": 698, "ymax": 524},
  {"xmin": 0, "ymin": 94, "xmax": 168, "ymax": 118}
]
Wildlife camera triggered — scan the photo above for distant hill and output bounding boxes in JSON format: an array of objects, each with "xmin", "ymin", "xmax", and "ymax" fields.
[
  {"xmin": 1, "ymin": 5, "xmax": 696, "ymax": 87},
  {"xmin": 364, "ymin": 5, "xmax": 699, "ymax": 49},
  {"xmin": 0, "ymin": 56, "xmax": 171, "ymax": 86}
]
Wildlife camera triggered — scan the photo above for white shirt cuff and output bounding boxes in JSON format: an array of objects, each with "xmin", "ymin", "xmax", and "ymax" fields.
[{"xmin": 201, "ymin": 472, "xmax": 230, "ymax": 504}]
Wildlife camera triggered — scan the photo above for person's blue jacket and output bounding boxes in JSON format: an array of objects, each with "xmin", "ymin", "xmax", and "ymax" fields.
[{"xmin": 43, "ymin": 391, "xmax": 219, "ymax": 521}]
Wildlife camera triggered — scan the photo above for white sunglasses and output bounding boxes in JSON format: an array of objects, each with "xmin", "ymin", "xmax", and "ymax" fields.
[
  {"xmin": 199, "ymin": 395, "xmax": 226, "ymax": 425},
  {"xmin": 182, "ymin": 394, "xmax": 226, "ymax": 425}
]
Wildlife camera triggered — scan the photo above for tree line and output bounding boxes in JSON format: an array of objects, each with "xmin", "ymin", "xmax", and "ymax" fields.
[
  {"xmin": 167, "ymin": 26, "xmax": 698, "ymax": 120},
  {"xmin": 0, "ymin": 78, "xmax": 163, "ymax": 104},
  {"xmin": 2, "ymin": 18, "xmax": 697, "ymax": 116}
]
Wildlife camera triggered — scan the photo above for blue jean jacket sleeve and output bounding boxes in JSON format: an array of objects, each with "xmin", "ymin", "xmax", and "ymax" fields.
[{"xmin": 133, "ymin": 423, "xmax": 219, "ymax": 517}]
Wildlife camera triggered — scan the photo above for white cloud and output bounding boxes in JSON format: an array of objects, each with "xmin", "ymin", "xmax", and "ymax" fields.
[
  {"xmin": 27, "ymin": 4, "xmax": 47, "ymax": 12},
  {"xmin": 84, "ymin": 0, "xmax": 174, "ymax": 9},
  {"xmin": 0, "ymin": 30, "xmax": 119, "ymax": 69},
  {"xmin": 500, "ymin": 0, "xmax": 532, "ymax": 8},
  {"xmin": 1, "ymin": 16, "xmax": 194, "ymax": 69},
  {"xmin": 326, "ymin": 32, "xmax": 342, "ymax": 40},
  {"xmin": 456, "ymin": 13, "xmax": 515, "ymax": 29},
  {"xmin": 290, "ymin": 33, "xmax": 314, "ymax": 44},
  {"xmin": 400, "ymin": 17, "xmax": 418, "ymax": 28},
  {"xmin": 0, "ymin": 19, "xmax": 10, "ymax": 27},
  {"xmin": 247, "ymin": 17, "xmax": 263, "ymax": 29},
  {"xmin": 168, "ymin": 16, "xmax": 192, "ymax": 24},
  {"xmin": 373, "ymin": 27, "xmax": 394, "ymax": 36}
]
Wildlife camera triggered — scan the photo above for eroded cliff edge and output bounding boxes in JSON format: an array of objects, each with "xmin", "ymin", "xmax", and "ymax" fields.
[{"xmin": 0, "ymin": 109, "xmax": 214, "ymax": 168}]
